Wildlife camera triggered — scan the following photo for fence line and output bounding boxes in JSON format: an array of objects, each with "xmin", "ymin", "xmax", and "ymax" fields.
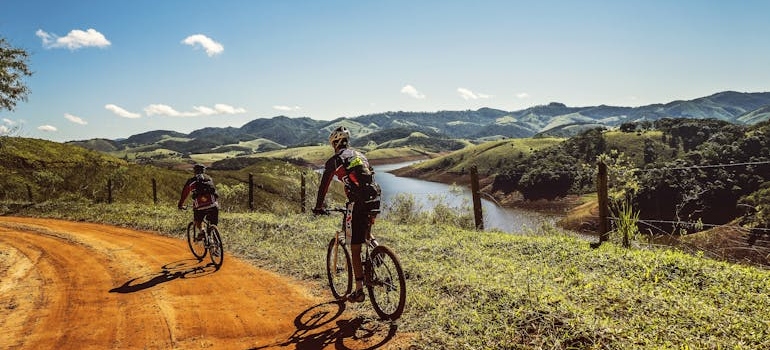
[{"xmin": 9, "ymin": 158, "xmax": 767, "ymax": 241}]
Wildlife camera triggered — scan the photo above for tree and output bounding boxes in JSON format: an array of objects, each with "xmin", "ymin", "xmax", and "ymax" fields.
[
  {"xmin": 643, "ymin": 138, "xmax": 656, "ymax": 164},
  {"xmin": 1, "ymin": 37, "xmax": 32, "ymax": 112},
  {"xmin": 517, "ymin": 152, "xmax": 579, "ymax": 200},
  {"xmin": 566, "ymin": 127, "xmax": 606, "ymax": 163}
]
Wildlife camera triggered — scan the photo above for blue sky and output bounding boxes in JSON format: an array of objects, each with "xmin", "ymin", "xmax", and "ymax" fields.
[{"xmin": 1, "ymin": 0, "xmax": 769, "ymax": 142}]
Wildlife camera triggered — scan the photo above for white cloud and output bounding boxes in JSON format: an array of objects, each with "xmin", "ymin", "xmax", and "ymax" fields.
[
  {"xmin": 1, "ymin": 119, "xmax": 20, "ymax": 135},
  {"xmin": 273, "ymin": 105, "xmax": 302, "ymax": 111},
  {"xmin": 212, "ymin": 103, "xmax": 246, "ymax": 114},
  {"xmin": 36, "ymin": 28, "xmax": 111, "ymax": 50},
  {"xmin": 458, "ymin": 88, "xmax": 492, "ymax": 100},
  {"xmin": 38, "ymin": 125, "xmax": 57, "ymax": 132},
  {"xmin": 516, "ymin": 92, "xmax": 531, "ymax": 99},
  {"xmin": 105, "ymin": 104, "xmax": 142, "ymax": 118},
  {"xmin": 144, "ymin": 103, "xmax": 246, "ymax": 117},
  {"xmin": 192, "ymin": 106, "xmax": 217, "ymax": 115},
  {"xmin": 181, "ymin": 34, "xmax": 224, "ymax": 57},
  {"xmin": 400, "ymin": 85, "xmax": 426, "ymax": 99},
  {"xmin": 145, "ymin": 104, "xmax": 186, "ymax": 117},
  {"xmin": 64, "ymin": 113, "xmax": 87, "ymax": 125}
]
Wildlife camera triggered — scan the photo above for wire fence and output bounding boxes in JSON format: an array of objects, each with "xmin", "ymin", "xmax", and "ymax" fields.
[
  {"xmin": 605, "ymin": 159, "xmax": 770, "ymax": 231},
  {"xmin": 592, "ymin": 158, "xmax": 770, "ymax": 266}
]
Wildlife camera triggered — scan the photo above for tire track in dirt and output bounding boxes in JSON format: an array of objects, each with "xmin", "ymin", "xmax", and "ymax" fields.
[{"xmin": 0, "ymin": 217, "xmax": 407, "ymax": 349}]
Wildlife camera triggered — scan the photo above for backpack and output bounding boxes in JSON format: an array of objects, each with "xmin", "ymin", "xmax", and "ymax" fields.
[
  {"xmin": 193, "ymin": 174, "xmax": 217, "ymax": 199},
  {"xmin": 338, "ymin": 149, "xmax": 381, "ymax": 212}
]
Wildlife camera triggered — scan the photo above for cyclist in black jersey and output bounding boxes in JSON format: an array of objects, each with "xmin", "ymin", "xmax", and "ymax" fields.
[{"xmin": 313, "ymin": 126, "xmax": 381, "ymax": 303}]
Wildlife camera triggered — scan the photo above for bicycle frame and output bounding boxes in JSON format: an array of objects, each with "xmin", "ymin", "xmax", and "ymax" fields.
[
  {"xmin": 184, "ymin": 208, "xmax": 224, "ymax": 269},
  {"xmin": 322, "ymin": 206, "xmax": 405, "ymax": 320}
]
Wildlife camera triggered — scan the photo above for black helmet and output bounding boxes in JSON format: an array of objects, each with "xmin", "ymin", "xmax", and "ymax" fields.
[{"xmin": 193, "ymin": 164, "xmax": 206, "ymax": 174}]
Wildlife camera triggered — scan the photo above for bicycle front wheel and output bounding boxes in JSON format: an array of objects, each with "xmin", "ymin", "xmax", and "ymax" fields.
[
  {"xmin": 367, "ymin": 245, "xmax": 406, "ymax": 320},
  {"xmin": 208, "ymin": 226, "xmax": 224, "ymax": 268},
  {"xmin": 187, "ymin": 222, "xmax": 207, "ymax": 260},
  {"xmin": 326, "ymin": 237, "xmax": 352, "ymax": 299}
]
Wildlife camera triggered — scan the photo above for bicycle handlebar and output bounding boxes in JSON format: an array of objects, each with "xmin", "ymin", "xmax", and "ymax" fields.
[
  {"xmin": 313, "ymin": 207, "xmax": 346, "ymax": 216},
  {"xmin": 314, "ymin": 207, "xmax": 380, "ymax": 215}
]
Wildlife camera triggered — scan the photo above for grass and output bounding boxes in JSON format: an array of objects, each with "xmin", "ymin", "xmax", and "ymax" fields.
[
  {"xmin": 5, "ymin": 201, "xmax": 770, "ymax": 349},
  {"xmin": 603, "ymin": 130, "xmax": 679, "ymax": 166},
  {"xmin": 397, "ymin": 137, "xmax": 564, "ymax": 180}
]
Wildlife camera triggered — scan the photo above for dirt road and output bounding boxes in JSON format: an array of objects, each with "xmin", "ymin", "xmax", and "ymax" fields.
[{"xmin": 0, "ymin": 217, "xmax": 405, "ymax": 349}]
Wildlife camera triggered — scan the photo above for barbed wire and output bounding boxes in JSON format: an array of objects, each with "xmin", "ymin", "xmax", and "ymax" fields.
[
  {"xmin": 494, "ymin": 159, "xmax": 770, "ymax": 177},
  {"xmin": 606, "ymin": 216, "xmax": 770, "ymax": 233},
  {"xmin": 629, "ymin": 160, "xmax": 770, "ymax": 173}
]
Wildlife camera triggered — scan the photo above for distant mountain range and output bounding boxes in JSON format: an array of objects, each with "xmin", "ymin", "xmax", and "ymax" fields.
[{"xmin": 70, "ymin": 91, "xmax": 770, "ymax": 155}]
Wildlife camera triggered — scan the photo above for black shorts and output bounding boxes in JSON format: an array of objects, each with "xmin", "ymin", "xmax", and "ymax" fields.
[
  {"xmin": 194, "ymin": 207, "xmax": 219, "ymax": 226},
  {"xmin": 350, "ymin": 202, "xmax": 372, "ymax": 245}
]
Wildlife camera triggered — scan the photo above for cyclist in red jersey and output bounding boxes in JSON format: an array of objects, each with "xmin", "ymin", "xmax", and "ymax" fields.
[
  {"xmin": 313, "ymin": 126, "xmax": 381, "ymax": 303},
  {"xmin": 178, "ymin": 164, "xmax": 220, "ymax": 240}
]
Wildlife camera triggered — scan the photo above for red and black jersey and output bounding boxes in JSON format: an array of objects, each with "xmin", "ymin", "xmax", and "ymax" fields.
[
  {"xmin": 178, "ymin": 174, "xmax": 219, "ymax": 211},
  {"xmin": 315, "ymin": 147, "xmax": 374, "ymax": 209}
]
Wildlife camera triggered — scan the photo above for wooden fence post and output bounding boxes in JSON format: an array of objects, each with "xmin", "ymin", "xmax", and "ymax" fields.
[
  {"xmin": 470, "ymin": 165, "xmax": 484, "ymax": 230},
  {"xmin": 301, "ymin": 173, "xmax": 306, "ymax": 213},
  {"xmin": 107, "ymin": 179, "xmax": 113, "ymax": 204},
  {"xmin": 248, "ymin": 173, "xmax": 254, "ymax": 210},
  {"xmin": 152, "ymin": 178, "xmax": 158, "ymax": 204},
  {"xmin": 597, "ymin": 160, "xmax": 609, "ymax": 244}
]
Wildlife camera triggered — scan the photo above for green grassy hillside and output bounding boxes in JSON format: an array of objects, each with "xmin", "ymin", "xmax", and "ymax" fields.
[
  {"xmin": 391, "ymin": 137, "xmax": 564, "ymax": 182},
  {"xmin": 392, "ymin": 130, "xmax": 680, "ymax": 186},
  {"xmin": 0, "ymin": 137, "xmax": 342, "ymax": 212},
  {"xmin": 602, "ymin": 130, "xmax": 679, "ymax": 165}
]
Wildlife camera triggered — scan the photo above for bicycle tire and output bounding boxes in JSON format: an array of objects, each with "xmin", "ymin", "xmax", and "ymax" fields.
[
  {"xmin": 366, "ymin": 245, "xmax": 406, "ymax": 320},
  {"xmin": 208, "ymin": 225, "xmax": 224, "ymax": 268},
  {"xmin": 187, "ymin": 222, "xmax": 207, "ymax": 260},
  {"xmin": 326, "ymin": 237, "xmax": 352, "ymax": 299}
]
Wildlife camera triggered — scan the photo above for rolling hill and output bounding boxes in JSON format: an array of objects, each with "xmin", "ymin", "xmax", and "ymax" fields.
[{"xmin": 67, "ymin": 91, "xmax": 770, "ymax": 162}]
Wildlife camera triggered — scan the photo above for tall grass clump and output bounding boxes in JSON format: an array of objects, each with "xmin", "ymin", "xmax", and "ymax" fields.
[
  {"xmin": 384, "ymin": 191, "xmax": 474, "ymax": 229},
  {"xmin": 611, "ymin": 197, "xmax": 640, "ymax": 247},
  {"xmin": 384, "ymin": 193, "xmax": 422, "ymax": 224}
]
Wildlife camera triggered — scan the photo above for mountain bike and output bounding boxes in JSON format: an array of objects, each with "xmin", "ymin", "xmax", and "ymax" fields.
[
  {"xmin": 321, "ymin": 207, "xmax": 406, "ymax": 320},
  {"xmin": 183, "ymin": 208, "xmax": 224, "ymax": 268}
]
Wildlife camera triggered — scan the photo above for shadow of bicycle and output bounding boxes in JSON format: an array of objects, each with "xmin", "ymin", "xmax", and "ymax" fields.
[
  {"xmin": 109, "ymin": 259, "xmax": 218, "ymax": 294},
  {"xmin": 249, "ymin": 300, "xmax": 399, "ymax": 350}
]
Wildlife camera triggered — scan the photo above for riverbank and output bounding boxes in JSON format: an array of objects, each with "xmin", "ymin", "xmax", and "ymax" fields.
[
  {"xmin": 388, "ymin": 161, "xmax": 588, "ymax": 216},
  {"xmin": 380, "ymin": 158, "xmax": 770, "ymax": 269}
]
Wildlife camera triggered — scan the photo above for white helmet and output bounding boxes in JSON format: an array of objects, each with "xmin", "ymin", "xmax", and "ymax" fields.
[{"xmin": 329, "ymin": 126, "xmax": 350, "ymax": 150}]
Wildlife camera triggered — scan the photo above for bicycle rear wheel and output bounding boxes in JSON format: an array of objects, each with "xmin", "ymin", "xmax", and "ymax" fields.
[
  {"xmin": 207, "ymin": 226, "xmax": 224, "ymax": 268},
  {"xmin": 187, "ymin": 222, "xmax": 207, "ymax": 260},
  {"xmin": 326, "ymin": 237, "xmax": 352, "ymax": 299},
  {"xmin": 366, "ymin": 245, "xmax": 406, "ymax": 320}
]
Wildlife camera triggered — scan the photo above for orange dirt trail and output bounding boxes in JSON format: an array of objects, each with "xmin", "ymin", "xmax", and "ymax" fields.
[{"xmin": 0, "ymin": 217, "xmax": 405, "ymax": 349}]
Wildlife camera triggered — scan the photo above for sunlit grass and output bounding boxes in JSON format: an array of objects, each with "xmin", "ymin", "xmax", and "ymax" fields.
[{"xmin": 6, "ymin": 201, "xmax": 770, "ymax": 349}]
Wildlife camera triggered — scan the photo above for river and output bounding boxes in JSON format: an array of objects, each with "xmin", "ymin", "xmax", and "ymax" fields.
[{"xmin": 374, "ymin": 161, "xmax": 558, "ymax": 233}]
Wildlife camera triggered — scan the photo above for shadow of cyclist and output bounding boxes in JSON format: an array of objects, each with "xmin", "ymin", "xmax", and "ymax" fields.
[
  {"xmin": 109, "ymin": 259, "xmax": 217, "ymax": 294},
  {"xmin": 249, "ymin": 300, "xmax": 399, "ymax": 350}
]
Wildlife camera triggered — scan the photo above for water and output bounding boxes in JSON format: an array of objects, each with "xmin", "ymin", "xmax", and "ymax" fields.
[{"xmin": 373, "ymin": 161, "xmax": 558, "ymax": 233}]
